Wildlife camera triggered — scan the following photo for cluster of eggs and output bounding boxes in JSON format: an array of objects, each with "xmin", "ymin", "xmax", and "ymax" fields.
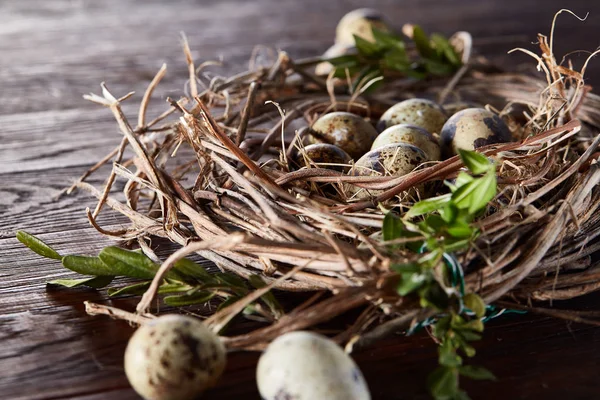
[
  {"xmin": 297, "ymin": 99, "xmax": 511, "ymax": 199},
  {"xmin": 124, "ymin": 315, "xmax": 371, "ymax": 399}
]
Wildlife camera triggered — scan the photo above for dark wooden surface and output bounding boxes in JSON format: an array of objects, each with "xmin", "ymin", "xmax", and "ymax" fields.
[{"xmin": 1, "ymin": 1, "xmax": 600, "ymax": 399}]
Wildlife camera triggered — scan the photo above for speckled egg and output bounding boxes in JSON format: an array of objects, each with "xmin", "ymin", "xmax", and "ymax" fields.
[
  {"xmin": 377, "ymin": 99, "xmax": 447, "ymax": 135},
  {"xmin": 335, "ymin": 8, "xmax": 389, "ymax": 45},
  {"xmin": 348, "ymin": 143, "xmax": 428, "ymax": 199},
  {"xmin": 124, "ymin": 315, "xmax": 226, "ymax": 400},
  {"xmin": 371, "ymin": 124, "xmax": 441, "ymax": 161},
  {"xmin": 256, "ymin": 331, "xmax": 370, "ymax": 400},
  {"xmin": 440, "ymin": 108, "xmax": 512, "ymax": 157},
  {"xmin": 294, "ymin": 143, "xmax": 353, "ymax": 171},
  {"xmin": 315, "ymin": 43, "xmax": 358, "ymax": 76},
  {"xmin": 308, "ymin": 112, "xmax": 378, "ymax": 159}
]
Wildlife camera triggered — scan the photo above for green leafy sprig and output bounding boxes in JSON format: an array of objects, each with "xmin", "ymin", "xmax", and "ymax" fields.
[
  {"xmin": 16, "ymin": 231, "xmax": 282, "ymax": 323},
  {"xmin": 382, "ymin": 149, "xmax": 498, "ymax": 399},
  {"xmin": 327, "ymin": 26, "xmax": 462, "ymax": 90}
]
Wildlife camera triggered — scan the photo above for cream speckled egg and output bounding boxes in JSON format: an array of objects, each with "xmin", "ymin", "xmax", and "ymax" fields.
[
  {"xmin": 377, "ymin": 99, "xmax": 447, "ymax": 135},
  {"xmin": 308, "ymin": 112, "xmax": 378, "ymax": 159},
  {"xmin": 124, "ymin": 315, "xmax": 226, "ymax": 400},
  {"xmin": 371, "ymin": 124, "xmax": 441, "ymax": 160},
  {"xmin": 442, "ymin": 101, "xmax": 478, "ymax": 116},
  {"xmin": 256, "ymin": 331, "xmax": 370, "ymax": 400},
  {"xmin": 315, "ymin": 43, "xmax": 358, "ymax": 76},
  {"xmin": 440, "ymin": 108, "xmax": 512, "ymax": 157},
  {"xmin": 348, "ymin": 143, "xmax": 428, "ymax": 199},
  {"xmin": 335, "ymin": 8, "xmax": 389, "ymax": 45},
  {"xmin": 294, "ymin": 143, "xmax": 353, "ymax": 171}
]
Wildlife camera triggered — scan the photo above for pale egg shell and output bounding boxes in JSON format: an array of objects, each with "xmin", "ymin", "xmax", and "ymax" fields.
[
  {"xmin": 308, "ymin": 111, "xmax": 378, "ymax": 159},
  {"xmin": 294, "ymin": 143, "xmax": 353, "ymax": 171},
  {"xmin": 371, "ymin": 124, "xmax": 441, "ymax": 160},
  {"xmin": 124, "ymin": 315, "xmax": 226, "ymax": 400},
  {"xmin": 315, "ymin": 43, "xmax": 358, "ymax": 76},
  {"xmin": 335, "ymin": 8, "xmax": 389, "ymax": 45},
  {"xmin": 440, "ymin": 108, "xmax": 512, "ymax": 157},
  {"xmin": 256, "ymin": 331, "xmax": 370, "ymax": 400},
  {"xmin": 377, "ymin": 99, "xmax": 447, "ymax": 135},
  {"xmin": 442, "ymin": 101, "xmax": 478, "ymax": 116},
  {"xmin": 347, "ymin": 143, "xmax": 428, "ymax": 199}
]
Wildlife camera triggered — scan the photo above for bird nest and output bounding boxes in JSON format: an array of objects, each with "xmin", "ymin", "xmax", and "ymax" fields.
[{"xmin": 59, "ymin": 17, "xmax": 600, "ymax": 354}]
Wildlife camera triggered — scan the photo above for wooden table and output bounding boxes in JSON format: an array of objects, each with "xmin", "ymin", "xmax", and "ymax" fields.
[{"xmin": 2, "ymin": 1, "xmax": 600, "ymax": 399}]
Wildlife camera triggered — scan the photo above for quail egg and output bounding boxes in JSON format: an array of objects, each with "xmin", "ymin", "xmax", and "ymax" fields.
[
  {"xmin": 124, "ymin": 314, "xmax": 226, "ymax": 400},
  {"xmin": 371, "ymin": 124, "xmax": 441, "ymax": 161},
  {"xmin": 377, "ymin": 98, "xmax": 447, "ymax": 135},
  {"xmin": 348, "ymin": 143, "xmax": 428, "ymax": 199},
  {"xmin": 256, "ymin": 331, "xmax": 370, "ymax": 400},
  {"xmin": 315, "ymin": 43, "xmax": 358, "ymax": 76},
  {"xmin": 440, "ymin": 108, "xmax": 512, "ymax": 157},
  {"xmin": 308, "ymin": 111, "xmax": 378, "ymax": 159},
  {"xmin": 335, "ymin": 8, "xmax": 389, "ymax": 45},
  {"xmin": 294, "ymin": 143, "xmax": 352, "ymax": 171}
]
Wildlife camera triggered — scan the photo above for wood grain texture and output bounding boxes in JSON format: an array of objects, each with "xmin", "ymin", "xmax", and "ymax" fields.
[{"xmin": 1, "ymin": 0, "xmax": 600, "ymax": 399}]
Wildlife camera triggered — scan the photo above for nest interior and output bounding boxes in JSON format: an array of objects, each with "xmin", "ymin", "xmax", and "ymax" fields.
[{"xmin": 76, "ymin": 26, "xmax": 600, "ymax": 351}]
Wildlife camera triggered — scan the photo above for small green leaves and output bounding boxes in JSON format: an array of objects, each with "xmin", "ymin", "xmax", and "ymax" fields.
[
  {"xmin": 173, "ymin": 258, "xmax": 212, "ymax": 280},
  {"xmin": 48, "ymin": 276, "xmax": 114, "ymax": 289},
  {"xmin": 463, "ymin": 293, "xmax": 486, "ymax": 318},
  {"xmin": 458, "ymin": 365, "xmax": 496, "ymax": 381},
  {"xmin": 406, "ymin": 194, "xmax": 452, "ymax": 218},
  {"xmin": 249, "ymin": 275, "xmax": 284, "ymax": 319},
  {"xmin": 164, "ymin": 290, "xmax": 214, "ymax": 306},
  {"xmin": 16, "ymin": 231, "xmax": 62, "ymax": 260},
  {"xmin": 62, "ymin": 255, "xmax": 114, "ymax": 276},
  {"xmin": 428, "ymin": 366, "xmax": 459, "ymax": 400},
  {"xmin": 99, "ymin": 246, "xmax": 161, "ymax": 279},
  {"xmin": 353, "ymin": 34, "xmax": 380, "ymax": 57},
  {"xmin": 452, "ymin": 171, "xmax": 497, "ymax": 214},
  {"xmin": 458, "ymin": 149, "xmax": 492, "ymax": 175},
  {"xmin": 383, "ymin": 212, "xmax": 404, "ymax": 241}
]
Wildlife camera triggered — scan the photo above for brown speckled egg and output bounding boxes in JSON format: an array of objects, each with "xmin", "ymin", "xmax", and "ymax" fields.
[
  {"xmin": 377, "ymin": 99, "xmax": 447, "ymax": 135},
  {"xmin": 294, "ymin": 143, "xmax": 352, "ymax": 171},
  {"xmin": 442, "ymin": 101, "xmax": 478, "ymax": 116},
  {"xmin": 308, "ymin": 112, "xmax": 378, "ymax": 159},
  {"xmin": 440, "ymin": 108, "xmax": 512, "ymax": 157},
  {"xmin": 371, "ymin": 124, "xmax": 441, "ymax": 161},
  {"xmin": 315, "ymin": 43, "xmax": 358, "ymax": 76},
  {"xmin": 124, "ymin": 315, "xmax": 226, "ymax": 400},
  {"xmin": 335, "ymin": 8, "xmax": 389, "ymax": 45},
  {"xmin": 348, "ymin": 143, "xmax": 428, "ymax": 199},
  {"xmin": 256, "ymin": 331, "xmax": 371, "ymax": 400}
]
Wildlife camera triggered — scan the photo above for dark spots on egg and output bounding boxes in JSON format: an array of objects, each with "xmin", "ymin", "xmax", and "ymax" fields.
[
  {"xmin": 352, "ymin": 368, "xmax": 362, "ymax": 382},
  {"xmin": 160, "ymin": 357, "xmax": 170, "ymax": 369},
  {"xmin": 482, "ymin": 115, "xmax": 512, "ymax": 143},
  {"xmin": 376, "ymin": 119, "xmax": 388, "ymax": 133},
  {"xmin": 179, "ymin": 333, "xmax": 205, "ymax": 369}
]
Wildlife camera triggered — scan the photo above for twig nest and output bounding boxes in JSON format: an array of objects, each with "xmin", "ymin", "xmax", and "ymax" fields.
[
  {"xmin": 442, "ymin": 101, "xmax": 478, "ymax": 117},
  {"xmin": 377, "ymin": 98, "xmax": 447, "ymax": 136},
  {"xmin": 440, "ymin": 108, "xmax": 512, "ymax": 157},
  {"xmin": 315, "ymin": 43, "xmax": 357, "ymax": 76},
  {"xmin": 307, "ymin": 111, "xmax": 378, "ymax": 159},
  {"xmin": 335, "ymin": 8, "xmax": 388, "ymax": 45},
  {"xmin": 348, "ymin": 143, "xmax": 428, "ymax": 199},
  {"xmin": 371, "ymin": 124, "xmax": 441, "ymax": 161},
  {"xmin": 293, "ymin": 143, "xmax": 353, "ymax": 171},
  {"xmin": 256, "ymin": 331, "xmax": 371, "ymax": 400},
  {"xmin": 124, "ymin": 315, "xmax": 226, "ymax": 400}
]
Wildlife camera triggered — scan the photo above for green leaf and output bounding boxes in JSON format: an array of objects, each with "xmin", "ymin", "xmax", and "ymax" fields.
[
  {"xmin": 463, "ymin": 293, "xmax": 486, "ymax": 318},
  {"xmin": 431, "ymin": 33, "xmax": 461, "ymax": 66},
  {"xmin": 458, "ymin": 149, "xmax": 492, "ymax": 175},
  {"xmin": 48, "ymin": 276, "xmax": 114, "ymax": 289},
  {"xmin": 216, "ymin": 273, "xmax": 248, "ymax": 289},
  {"xmin": 16, "ymin": 231, "xmax": 62, "ymax": 260},
  {"xmin": 412, "ymin": 26, "xmax": 435, "ymax": 60},
  {"xmin": 428, "ymin": 366, "xmax": 459, "ymax": 400},
  {"xmin": 99, "ymin": 247, "xmax": 184, "ymax": 281},
  {"xmin": 248, "ymin": 275, "xmax": 284, "ymax": 318},
  {"xmin": 372, "ymin": 27, "xmax": 405, "ymax": 49},
  {"xmin": 451, "ymin": 172, "xmax": 497, "ymax": 214},
  {"xmin": 458, "ymin": 365, "xmax": 496, "ymax": 381},
  {"xmin": 164, "ymin": 291, "xmax": 214, "ymax": 306},
  {"xmin": 439, "ymin": 204, "xmax": 458, "ymax": 223},
  {"xmin": 397, "ymin": 272, "xmax": 427, "ymax": 296},
  {"xmin": 173, "ymin": 258, "xmax": 212, "ymax": 280},
  {"xmin": 217, "ymin": 296, "xmax": 240, "ymax": 312},
  {"xmin": 406, "ymin": 194, "xmax": 452, "ymax": 218},
  {"xmin": 439, "ymin": 340, "xmax": 463, "ymax": 367},
  {"xmin": 382, "ymin": 212, "xmax": 404, "ymax": 241},
  {"xmin": 353, "ymin": 34, "xmax": 381, "ymax": 57},
  {"xmin": 108, "ymin": 281, "xmax": 151, "ymax": 296},
  {"xmin": 62, "ymin": 255, "xmax": 114, "ymax": 276},
  {"xmin": 433, "ymin": 316, "xmax": 452, "ymax": 339},
  {"xmin": 423, "ymin": 59, "xmax": 456, "ymax": 76},
  {"xmin": 446, "ymin": 220, "xmax": 473, "ymax": 239}
]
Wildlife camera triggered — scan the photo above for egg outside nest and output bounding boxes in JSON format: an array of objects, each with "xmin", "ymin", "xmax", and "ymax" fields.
[{"xmin": 124, "ymin": 314, "xmax": 227, "ymax": 400}]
